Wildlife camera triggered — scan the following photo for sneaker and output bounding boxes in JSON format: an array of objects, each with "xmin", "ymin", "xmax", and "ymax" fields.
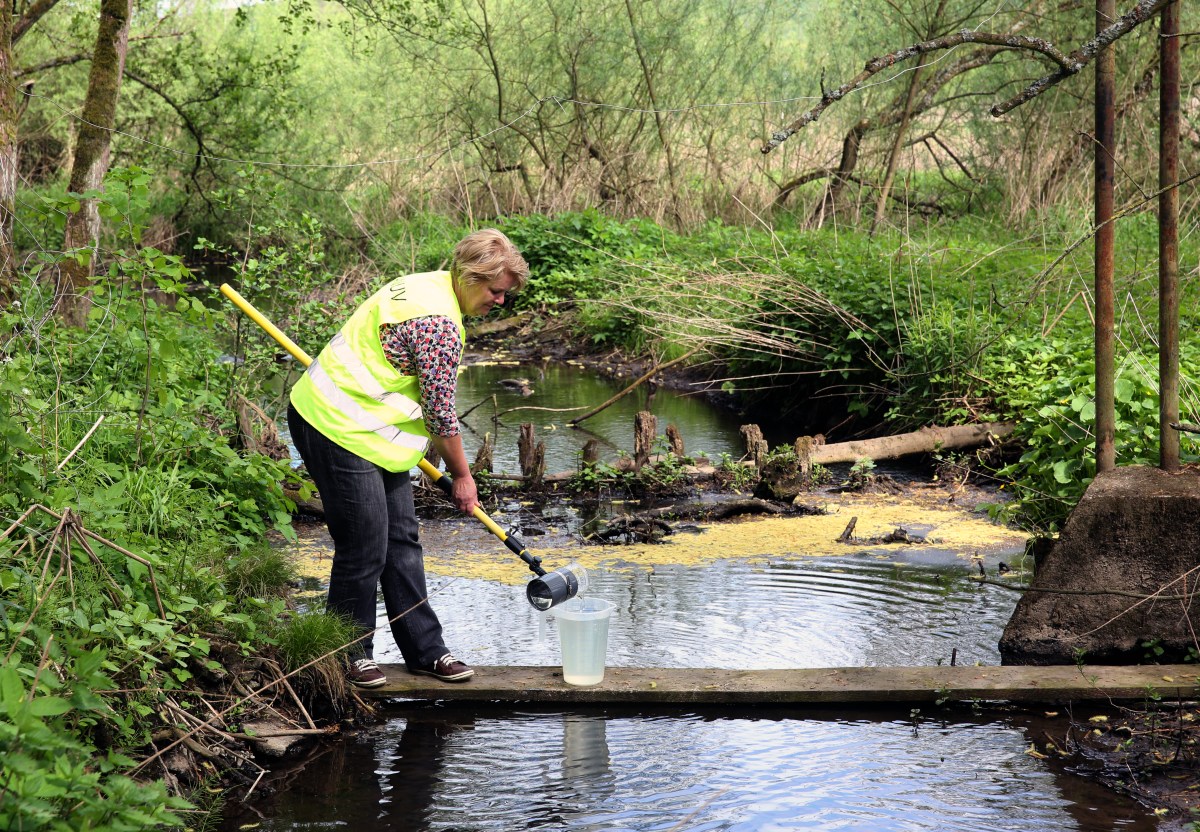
[
  {"xmin": 348, "ymin": 658, "xmax": 387, "ymax": 689},
  {"xmin": 411, "ymin": 653, "xmax": 474, "ymax": 683}
]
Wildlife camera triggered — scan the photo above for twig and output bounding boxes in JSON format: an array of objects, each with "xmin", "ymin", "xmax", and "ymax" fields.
[
  {"xmin": 762, "ymin": 0, "xmax": 1170, "ymax": 152},
  {"xmin": 1, "ymin": 505, "xmax": 166, "ymax": 618},
  {"xmin": 54, "ymin": 414, "xmax": 105, "ymax": 472},
  {"xmin": 268, "ymin": 659, "xmax": 317, "ymax": 730},
  {"xmin": 133, "ymin": 578, "xmax": 461, "ymax": 774},
  {"xmin": 568, "ymin": 347, "xmax": 701, "ymax": 426},
  {"xmin": 242, "ymin": 769, "xmax": 267, "ymax": 802}
]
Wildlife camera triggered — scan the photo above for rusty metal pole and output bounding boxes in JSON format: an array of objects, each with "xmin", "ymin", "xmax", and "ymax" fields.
[
  {"xmin": 1159, "ymin": 1, "xmax": 1180, "ymax": 471},
  {"xmin": 1094, "ymin": 0, "xmax": 1117, "ymax": 473}
]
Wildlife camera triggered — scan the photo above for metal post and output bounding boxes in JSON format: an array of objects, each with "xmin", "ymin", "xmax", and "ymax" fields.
[
  {"xmin": 1159, "ymin": 1, "xmax": 1180, "ymax": 471},
  {"xmin": 1094, "ymin": 0, "xmax": 1117, "ymax": 473}
]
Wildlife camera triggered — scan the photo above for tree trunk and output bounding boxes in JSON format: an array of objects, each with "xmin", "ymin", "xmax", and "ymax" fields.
[
  {"xmin": 518, "ymin": 423, "xmax": 545, "ymax": 485},
  {"xmin": 810, "ymin": 122, "xmax": 864, "ymax": 227},
  {"xmin": 1093, "ymin": 0, "xmax": 1116, "ymax": 473},
  {"xmin": 665, "ymin": 424, "xmax": 684, "ymax": 458},
  {"xmin": 471, "ymin": 431, "xmax": 494, "ymax": 475},
  {"xmin": 1158, "ymin": 0, "xmax": 1180, "ymax": 471},
  {"xmin": 0, "ymin": 9, "xmax": 17, "ymax": 298},
  {"xmin": 633, "ymin": 411, "xmax": 657, "ymax": 471},
  {"xmin": 56, "ymin": 0, "xmax": 133, "ymax": 328},
  {"xmin": 623, "ymin": 0, "xmax": 677, "ymax": 218},
  {"xmin": 871, "ymin": 64, "xmax": 924, "ymax": 234},
  {"xmin": 739, "ymin": 424, "xmax": 767, "ymax": 468}
]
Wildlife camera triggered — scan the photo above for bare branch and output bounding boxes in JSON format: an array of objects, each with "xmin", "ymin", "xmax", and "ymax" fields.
[
  {"xmin": 16, "ymin": 53, "xmax": 90, "ymax": 78},
  {"xmin": 763, "ymin": 30, "xmax": 1072, "ymax": 154},
  {"xmin": 13, "ymin": 0, "xmax": 60, "ymax": 45},
  {"xmin": 763, "ymin": 0, "xmax": 1170, "ymax": 153},
  {"xmin": 990, "ymin": 0, "xmax": 1170, "ymax": 115}
]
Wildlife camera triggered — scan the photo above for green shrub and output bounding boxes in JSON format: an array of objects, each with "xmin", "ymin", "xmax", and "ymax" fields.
[
  {"xmin": 980, "ymin": 335, "xmax": 1200, "ymax": 529},
  {"xmin": 0, "ymin": 664, "xmax": 191, "ymax": 832}
]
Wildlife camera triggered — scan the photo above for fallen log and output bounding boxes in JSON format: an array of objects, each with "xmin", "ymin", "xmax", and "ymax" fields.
[
  {"xmin": 800, "ymin": 422, "xmax": 1013, "ymax": 466},
  {"xmin": 466, "ymin": 310, "xmax": 534, "ymax": 337}
]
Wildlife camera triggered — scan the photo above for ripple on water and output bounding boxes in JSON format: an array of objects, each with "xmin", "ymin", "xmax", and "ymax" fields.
[
  {"xmin": 381, "ymin": 556, "xmax": 1021, "ymax": 671},
  {"xmin": 235, "ymin": 711, "xmax": 1156, "ymax": 832}
]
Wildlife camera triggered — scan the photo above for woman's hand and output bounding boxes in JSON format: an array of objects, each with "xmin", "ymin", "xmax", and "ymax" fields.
[
  {"xmin": 430, "ymin": 433, "xmax": 481, "ymax": 514},
  {"xmin": 450, "ymin": 472, "xmax": 480, "ymax": 514}
]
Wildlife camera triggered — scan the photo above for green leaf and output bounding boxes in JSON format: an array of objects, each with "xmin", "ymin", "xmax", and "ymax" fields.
[
  {"xmin": 0, "ymin": 666, "xmax": 25, "ymax": 706},
  {"xmin": 28, "ymin": 696, "xmax": 72, "ymax": 716},
  {"xmin": 1114, "ymin": 378, "xmax": 1135, "ymax": 403}
]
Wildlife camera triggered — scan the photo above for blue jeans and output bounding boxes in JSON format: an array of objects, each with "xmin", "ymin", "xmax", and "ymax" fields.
[{"xmin": 287, "ymin": 403, "xmax": 448, "ymax": 669}]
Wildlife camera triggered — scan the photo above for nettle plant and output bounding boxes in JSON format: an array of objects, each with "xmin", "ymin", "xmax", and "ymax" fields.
[{"xmin": 980, "ymin": 334, "xmax": 1199, "ymax": 530}]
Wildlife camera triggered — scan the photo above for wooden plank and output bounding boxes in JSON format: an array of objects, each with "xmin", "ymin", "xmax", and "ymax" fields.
[{"xmin": 366, "ymin": 664, "xmax": 1200, "ymax": 705}]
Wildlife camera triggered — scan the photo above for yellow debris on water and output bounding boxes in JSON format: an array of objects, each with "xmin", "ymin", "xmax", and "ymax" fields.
[
  {"xmin": 287, "ymin": 536, "xmax": 334, "ymax": 581},
  {"xmin": 283, "ymin": 493, "xmax": 1028, "ymax": 587}
]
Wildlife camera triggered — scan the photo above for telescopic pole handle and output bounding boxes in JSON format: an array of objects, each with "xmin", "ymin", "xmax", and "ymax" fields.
[{"xmin": 220, "ymin": 284, "xmax": 313, "ymax": 367}]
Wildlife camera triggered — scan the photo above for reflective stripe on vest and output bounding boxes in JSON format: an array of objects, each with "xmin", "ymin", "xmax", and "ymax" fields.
[
  {"xmin": 288, "ymin": 270, "xmax": 465, "ymax": 472},
  {"xmin": 305, "ymin": 360, "xmax": 428, "ymax": 453},
  {"xmin": 327, "ymin": 333, "xmax": 423, "ymax": 420}
]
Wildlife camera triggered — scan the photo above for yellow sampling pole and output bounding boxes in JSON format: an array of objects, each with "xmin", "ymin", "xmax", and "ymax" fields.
[{"xmin": 217, "ymin": 283, "xmax": 547, "ymax": 578}]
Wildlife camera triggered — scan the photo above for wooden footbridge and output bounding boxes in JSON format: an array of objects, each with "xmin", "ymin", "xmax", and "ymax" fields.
[{"xmin": 366, "ymin": 664, "xmax": 1200, "ymax": 705}]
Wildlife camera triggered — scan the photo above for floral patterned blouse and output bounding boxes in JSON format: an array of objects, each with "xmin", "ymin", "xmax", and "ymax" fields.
[{"xmin": 379, "ymin": 316, "xmax": 462, "ymax": 437}]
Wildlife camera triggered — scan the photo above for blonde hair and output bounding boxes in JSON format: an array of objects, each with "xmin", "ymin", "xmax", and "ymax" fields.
[{"xmin": 451, "ymin": 229, "xmax": 529, "ymax": 291}]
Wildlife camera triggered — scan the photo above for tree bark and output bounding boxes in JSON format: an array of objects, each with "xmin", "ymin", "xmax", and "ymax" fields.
[
  {"xmin": 808, "ymin": 123, "xmax": 864, "ymax": 226},
  {"xmin": 665, "ymin": 424, "xmax": 684, "ymax": 458},
  {"xmin": 0, "ymin": 10, "xmax": 17, "ymax": 298},
  {"xmin": 471, "ymin": 431, "xmax": 494, "ymax": 475},
  {"xmin": 518, "ymin": 423, "xmax": 545, "ymax": 485},
  {"xmin": 633, "ymin": 411, "xmax": 657, "ymax": 471},
  {"xmin": 870, "ymin": 63, "xmax": 924, "ymax": 234},
  {"xmin": 1094, "ymin": 0, "xmax": 1116, "ymax": 473},
  {"xmin": 795, "ymin": 422, "xmax": 1013, "ymax": 466},
  {"xmin": 56, "ymin": 0, "xmax": 134, "ymax": 328},
  {"xmin": 739, "ymin": 424, "xmax": 767, "ymax": 468},
  {"xmin": 1158, "ymin": 0, "xmax": 1180, "ymax": 471},
  {"xmin": 623, "ymin": 0, "xmax": 677, "ymax": 216}
]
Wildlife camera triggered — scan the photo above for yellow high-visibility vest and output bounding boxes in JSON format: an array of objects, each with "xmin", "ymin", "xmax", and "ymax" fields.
[{"xmin": 289, "ymin": 271, "xmax": 465, "ymax": 471}]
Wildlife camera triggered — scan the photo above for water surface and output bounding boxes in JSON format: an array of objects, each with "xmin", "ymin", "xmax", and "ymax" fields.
[
  {"xmin": 244, "ymin": 361, "xmax": 1157, "ymax": 832},
  {"xmin": 456, "ymin": 361, "xmax": 749, "ymax": 474},
  {"xmin": 229, "ymin": 542, "xmax": 1158, "ymax": 832}
]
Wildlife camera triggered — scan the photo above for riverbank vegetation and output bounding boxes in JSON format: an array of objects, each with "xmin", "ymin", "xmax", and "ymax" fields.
[{"xmin": 2, "ymin": 0, "xmax": 1199, "ymax": 827}]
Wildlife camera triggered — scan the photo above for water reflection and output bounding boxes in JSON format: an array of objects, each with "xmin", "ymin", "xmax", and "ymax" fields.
[
  {"xmin": 562, "ymin": 714, "xmax": 613, "ymax": 793},
  {"xmin": 456, "ymin": 362, "xmax": 752, "ymax": 474},
  {"xmin": 224, "ymin": 708, "xmax": 1155, "ymax": 832}
]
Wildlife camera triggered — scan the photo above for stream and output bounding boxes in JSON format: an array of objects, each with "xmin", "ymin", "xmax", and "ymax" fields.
[{"xmin": 236, "ymin": 361, "xmax": 1159, "ymax": 831}]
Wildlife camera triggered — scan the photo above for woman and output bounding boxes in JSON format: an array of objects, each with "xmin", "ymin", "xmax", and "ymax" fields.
[{"xmin": 287, "ymin": 229, "xmax": 529, "ymax": 687}]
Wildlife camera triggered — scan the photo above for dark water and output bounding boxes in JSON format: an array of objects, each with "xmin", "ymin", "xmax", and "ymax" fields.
[
  {"xmin": 229, "ymin": 706, "xmax": 1152, "ymax": 832},
  {"xmin": 222, "ymin": 553, "xmax": 1158, "ymax": 832},
  {"xmin": 455, "ymin": 361, "xmax": 752, "ymax": 474}
]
